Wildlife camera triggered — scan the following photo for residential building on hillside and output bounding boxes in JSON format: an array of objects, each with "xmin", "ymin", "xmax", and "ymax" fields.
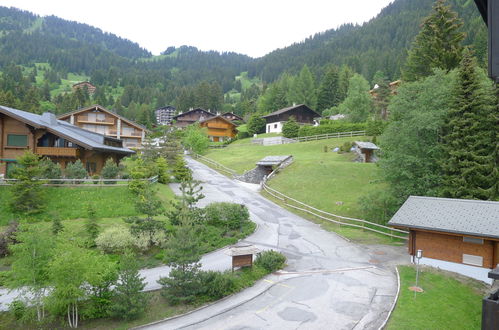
[
  {"xmin": 199, "ymin": 115, "xmax": 238, "ymax": 142},
  {"xmin": 172, "ymin": 108, "xmax": 215, "ymax": 128},
  {"xmin": 221, "ymin": 112, "xmax": 244, "ymax": 123},
  {"xmin": 263, "ymin": 104, "xmax": 320, "ymax": 134},
  {"xmin": 72, "ymin": 81, "xmax": 96, "ymax": 95},
  {"xmin": 0, "ymin": 105, "xmax": 134, "ymax": 177},
  {"xmin": 58, "ymin": 105, "xmax": 147, "ymax": 148},
  {"xmin": 155, "ymin": 105, "xmax": 176, "ymax": 125},
  {"xmin": 389, "ymin": 196, "xmax": 499, "ymax": 283}
]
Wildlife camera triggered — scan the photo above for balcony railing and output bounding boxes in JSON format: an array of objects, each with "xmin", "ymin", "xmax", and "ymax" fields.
[
  {"xmin": 77, "ymin": 115, "xmax": 114, "ymax": 125},
  {"xmin": 36, "ymin": 147, "xmax": 79, "ymax": 157}
]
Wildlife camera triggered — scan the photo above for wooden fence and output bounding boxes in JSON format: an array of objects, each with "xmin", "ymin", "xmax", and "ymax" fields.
[
  {"xmin": 293, "ymin": 130, "xmax": 367, "ymax": 142},
  {"xmin": 0, "ymin": 176, "xmax": 158, "ymax": 187},
  {"xmin": 191, "ymin": 154, "xmax": 237, "ymax": 178}
]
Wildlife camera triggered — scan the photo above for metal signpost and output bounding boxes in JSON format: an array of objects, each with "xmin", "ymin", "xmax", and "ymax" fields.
[{"xmin": 414, "ymin": 249, "xmax": 423, "ymax": 298}]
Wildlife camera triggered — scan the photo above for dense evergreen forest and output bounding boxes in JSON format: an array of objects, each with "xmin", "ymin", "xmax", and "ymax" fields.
[{"xmin": 0, "ymin": 0, "xmax": 486, "ymax": 125}]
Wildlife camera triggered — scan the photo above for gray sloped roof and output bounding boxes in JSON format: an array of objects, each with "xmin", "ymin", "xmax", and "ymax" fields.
[
  {"xmin": 388, "ymin": 196, "xmax": 499, "ymax": 239},
  {"xmin": 355, "ymin": 141, "xmax": 379, "ymax": 150},
  {"xmin": 256, "ymin": 155, "xmax": 292, "ymax": 166},
  {"xmin": 0, "ymin": 105, "xmax": 134, "ymax": 155},
  {"xmin": 262, "ymin": 104, "xmax": 321, "ymax": 118}
]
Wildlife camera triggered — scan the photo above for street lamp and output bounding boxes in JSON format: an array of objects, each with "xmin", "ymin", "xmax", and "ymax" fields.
[{"xmin": 414, "ymin": 249, "xmax": 423, "ymax": 298}]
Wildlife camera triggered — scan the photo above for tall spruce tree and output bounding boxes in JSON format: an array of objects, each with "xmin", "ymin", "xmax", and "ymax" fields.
[
  {"xmin": 316, "ymin": 66, "xmax": 340, "ymax": 113},
  {"xmin": 403, "ymin": 0, "xmax": 465, "ymax": 82},
  {"xmin": 440, "ymin": 50, "xmax": 498, "ymax": 200}
]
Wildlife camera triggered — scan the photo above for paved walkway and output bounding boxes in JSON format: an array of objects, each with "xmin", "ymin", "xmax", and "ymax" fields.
[{"xmin": 141, "ymin": 157, "xmax": 408, "ymax": 330}]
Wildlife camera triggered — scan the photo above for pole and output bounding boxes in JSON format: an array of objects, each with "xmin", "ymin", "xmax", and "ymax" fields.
[{"xmin": 414, "ymin": 257, "xmax": 420, "ymax": 298}]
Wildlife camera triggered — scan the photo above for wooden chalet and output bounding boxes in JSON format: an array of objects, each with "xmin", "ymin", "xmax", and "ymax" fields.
[
  {"xmin": 172, "ymin": 108, "xmax": 215, "ymax": 128},
  {"xmin": 389, "ymin": 196, "xmax": 499, "ymax": 283},
  {"xmin": 72, "ymin": 81, "xmax": 96, "ymax": 95},
  {"xmin": 0, "ymin": 105, "xmax": 134, "ymax": 177},
  {"xmin": 199, "ymin": 115, "xmax": 237, "ymax": 142},
  {"xmin": 58, "ymin": 105, "xmax": 147, "ymax": 148},
  {"xmin": 221, "ymin": 112, "xmax": 244, "ymax": 123},
  {"xmin": 262, "ymin": 104, "xmax": 320, "ymax": 134}
]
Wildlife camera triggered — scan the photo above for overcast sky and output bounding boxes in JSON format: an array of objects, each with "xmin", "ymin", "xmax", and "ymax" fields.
[{"xmin": 0, "ymin": 0, "xmax": 394, "ymax": 58}]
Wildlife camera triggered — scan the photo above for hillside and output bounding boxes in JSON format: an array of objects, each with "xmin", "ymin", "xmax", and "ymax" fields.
[{"xmin": 0, "ymin": 0, "xmax": 486, "ymax": 121}]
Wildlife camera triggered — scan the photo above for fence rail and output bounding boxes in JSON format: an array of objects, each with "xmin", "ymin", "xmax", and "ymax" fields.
[
  {"xmin": 294, "ymin": 130, "xmax": 367, "ymax": 142},
  {"xmin": 191, "ymin": 154, "xmax": 237, "ymax": 177},
  {"xmin": 0, "ymin": 176, "xmax": 158, "ymax": 187}
]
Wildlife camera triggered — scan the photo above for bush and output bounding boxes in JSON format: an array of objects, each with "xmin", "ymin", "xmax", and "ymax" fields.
[
  {"xmin": 9, "ymin": 300, "xmax": 27, "ymax": 321},
  {"xmin": 155, "ymin": 157, "xmax": 170, "ymax": 184},
  {"xmin": 133, "ymin": 230, "xmax": 168, "ymax": 251},
  {"xmin": 255, "ymin": 250, "xmax": 286, "ymax": 272},
  {"xmin": 339, "ymin": 141, "xmax": 353, "ymax": 153},
  {"xmin": 0, "ymin": 221, "xmax": 19, "ymax": 257},
  {"xmin": 101, "ymin": 158, "xmax": 119, "ymax": 184},
  {"xmin": 236, "ymin": 131, "xmax": 250, "ymax": 140},
  {"xmin": 40, "ymin": 157, "xmax": 62, "ymax": 179},
  {"xmin": 366, "ymin": 120, "xmax": 387, "ymax": 137},
  {"xmin": 204, "ymin": 202, "xmax": 250, "ymax": 231},
  {"xmin": 96, "ymin": 226, "xmax": 135, "ymax": 254},
  {"xmin": 282, "ymin": 116, "xmax": 300, "ymax": 138},
  {"xmin": 173, "ymin": 156, "xmax": 192, "ymax": 182},
  {"xmin": 298, "ymin": 122, "xmax": 367, "ymax": 137},
  {"xmin": 247, "ymin": 114, "xmax": 266, "ymax": 135},
  {"xmin": 91, "ymin": 174, "xmax": 100, "ymax": 184},
  {"xmin": 65, "ymin": 160, "xmax": 87, "ymax": 181},
  {"xmin": 198, "ymin": 270, "xmax": 235, "ymax": 300}
]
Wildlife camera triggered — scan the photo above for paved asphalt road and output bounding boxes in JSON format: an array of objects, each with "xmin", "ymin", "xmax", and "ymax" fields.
[{"xmin": 141, "ymin": 157, "xmax": 408, "ymax": 330}]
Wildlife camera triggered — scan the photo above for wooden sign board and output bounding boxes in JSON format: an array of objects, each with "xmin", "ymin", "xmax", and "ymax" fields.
[{"xmin": 232, "ymin": 254, "xmax": 253, "ymax": 269}]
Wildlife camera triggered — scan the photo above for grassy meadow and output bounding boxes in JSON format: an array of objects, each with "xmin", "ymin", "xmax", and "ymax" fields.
[
  {"xmin": 387, "ymin": 266, "xmax": 486, "ymax": 330},
  {"xmin": 205, "ymin": 136, "xmax": 382, "ymax": 219}
]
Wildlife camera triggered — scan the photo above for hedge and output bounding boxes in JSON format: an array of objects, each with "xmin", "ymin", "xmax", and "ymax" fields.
[{"xmin": 298, "ymin": 122, "xmax": 368, "ymax": 137}]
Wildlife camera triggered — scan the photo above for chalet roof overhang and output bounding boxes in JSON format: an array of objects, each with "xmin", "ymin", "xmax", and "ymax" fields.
[
  {"xmin": 262, "ymin": 104, "xmax": 321, "ymax": 120},
  {"xmin": 172, "ymin": 108, "xmax": 215, "ymax": 120},
  {"xmin": 58, "ymin": 104, "xmax": 149, "ymax": 132},
  {"xmin": 199, "ymin": 115, "xmax": 237, "ymax": 127}
]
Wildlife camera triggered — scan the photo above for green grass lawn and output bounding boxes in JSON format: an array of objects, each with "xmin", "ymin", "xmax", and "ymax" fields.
[
  {"xmin": 0, "ymin": 183, "xmax": 176, "ymax": 225},
  {"xmin": 387, "ymin": 265, "xmax": 486, "ymax": 330},
  {"xmin": 205, "ymin": 136, "xmax": 381, "ymax": 220}
]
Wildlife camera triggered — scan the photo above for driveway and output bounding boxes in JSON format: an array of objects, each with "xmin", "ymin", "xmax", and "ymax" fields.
[{"xmin": 142, "ymin": 157, "xmax": 407, "ymax": 330}]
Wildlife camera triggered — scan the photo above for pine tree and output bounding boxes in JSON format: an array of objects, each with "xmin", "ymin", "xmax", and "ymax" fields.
[
  {"xmin": 316, "ymin": 66, "xmax": 340, "ymax": 113},
  {"xmin": 51, "ymin": 213, "xmax": 64, "ymax": 235},
  {"xmin": 440, "ymin": 50, "xmax": 498, "ymax": 200},
  {"xmin": 403, "ymin": 0, "xmax": 465, "ymax": 82},
  {"xmin": 290, "ymin": 65, "xmax": 316, "ymax": 108},
  {"xmin": 85, "ymin": 204, "xmax": 100, "ymax": 246},
  {"xmin": 109, "ymin": 251, "xmax": 148, "ymax": 320}
]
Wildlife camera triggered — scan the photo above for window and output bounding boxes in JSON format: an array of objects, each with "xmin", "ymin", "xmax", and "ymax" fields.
[
  {"xmin": 274, "ymin": 124, "xmax": 277, "ymax": 129},
  {"xmin": 463, "ymin": 237, "xmax": 483, "ymax": 245},
  {"xmin": 462, "ymin": 254, "xmax": 483, "ymax": 267},
  {"xmin": 7, "ymin": 134, "xmax": 28, "ymax": 147}
]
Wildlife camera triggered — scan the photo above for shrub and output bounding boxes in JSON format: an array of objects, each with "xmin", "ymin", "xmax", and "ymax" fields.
[
  {"xmin": 247, "ymin": 114, "xmax": 266, "ymax": 135},
  {"xmin": 9, "ymin": 300, "xmax": 27, "ymax": 321},
  {"xmin": 204, "ymin": 202, "xmax": 250, "ymax": 230},
  {"xmin": 91, "ymin": 174, "xmax": 100, "ymax": 184},
  {"xmin": 155, "ymin": 157, "xmax": 170, "ymax": 184},
  {"xmin": 133, "ymin": 230, "xmax": 168, "ymax": 251},
  {"xmin": 173, "ymin": 156, "xmax": 192, "ymax": 182},
  {"xmin": 65, "ymin": 160, "xmax": 87, "ymax": 181},
  {"xmin": 339, "ymin": 141, "xmax": 353, "ymax": 153},
  {"xmin": 101, "ymin": 158, "xmax": 119, "ymax": 184},
  {"xmin": 236, "ymin": 131, "xmax": 250, "ymax": 140},
  {"xmin": 198, "ymin": 270, "xmax": 235, "ymax": 300},
  {"xmin": 298, "ymin": 122, "xmax": 367, "ymax": 137},
  {"xmin": 39, "ymin": 157, "xmax": 62, "ymax": 180},
  {"xmin": 282, "ymin": 116, "xmax": 300, "ymax": 138},
  {"xmin": 0, "ymin": 221, "xmax": 19, "ymax": 257},
  {"xmin": 96, "ymin": 226, "xmax": 135, "ymax": 254},
  {"xmin": 366, "ymin": 120, "xmax": 387, "ymax": 137},
  {"xmin": 255, "ymin": 250, "xmax": 286, "ymax": 272}
]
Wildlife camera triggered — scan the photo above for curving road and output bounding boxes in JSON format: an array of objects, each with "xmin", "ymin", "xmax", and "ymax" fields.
[{"xmin": 141, "ymin": 157, "xmax": 407, "ymax": 330}]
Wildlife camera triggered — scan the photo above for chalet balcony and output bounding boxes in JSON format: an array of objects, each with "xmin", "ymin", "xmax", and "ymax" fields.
[
  {"xmin": 36, "ymin": 147, "xmax": 79, "ymax": 157},
  {"xmin": 77, "ymin": 115, "xmax": 114, "ymax": 125},
  {"xmin": 121, "ymin": 131, "xmax": 142, "ymax": 137},
  {"xmin": 205, "ymin": 123, "xmax": 229, "ymax": 129}
]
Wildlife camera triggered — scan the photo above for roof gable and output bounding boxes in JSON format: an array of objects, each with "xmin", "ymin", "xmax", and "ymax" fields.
[
  {"xmin": 199, "ymin": 115, "xmax": 237, "ymax": 127},
  {"xmin": 388, "ymin": 196, "xmax": 499, "ymax": 239},
  {"xmin": 58, "ymin": 105, "xmax": 148, "ymax": 131},
  {"xmin": 262, "ymin": 104, "xmax": 321, "ymax": 119},
  {"xmin": 173, "ymin": 108, "xmax": 215, "ymax": 120}
]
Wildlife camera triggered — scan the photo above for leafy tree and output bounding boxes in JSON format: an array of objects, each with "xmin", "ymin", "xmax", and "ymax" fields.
[
  {"xmin": 340, "ymin": 74, "xmax": 373, "ymax": 122},
  {"xmin": 246, "ymin": 114, "xmax": 266, "ymax": 135},
  {"xmin": 440, "ymin": 50, "xmax": 498, "ymax": 200},
  {"xmin": 282, "ymin": 116, "xmax": 300, "ymax": 138},
  {"xmin": 378, "ymin": 69, "xmax": 455, "ymax": 201},
  {"xmin": 85, "ymin": 205, "xmax": 99, "ymax": 247},
  {"xmin": 109, "ymin": 251, "xmax": 148, "ymax": 320},
  {"xmin": 182, "ymin": 124, "xmax": 210, "ymax": 154},
  {"xmin": 403, "ymin": 0, "xmax": 465, "ymax": 82},
  {"xmin": 317, "ymin": 66, "xmax": 340, "ymax": 113},
  {"xmin": 9, "ymin": 151, "xmax": 45, "ymax": 215},
  {"xmin": 8, "ymin": 227, "xmax": 54, "ymax": 322}
]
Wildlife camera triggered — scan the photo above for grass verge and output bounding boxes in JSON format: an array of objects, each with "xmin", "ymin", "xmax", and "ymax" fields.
[{"xmin": 387, "ymin": 265, "xmax": 487, "ymax": 330}]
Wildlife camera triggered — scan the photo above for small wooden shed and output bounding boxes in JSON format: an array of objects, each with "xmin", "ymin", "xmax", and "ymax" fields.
[
  {"xmin": 354, "ymin": 141, "xmax": 379, "ymax": 163},
  {"xmin": 225, "ymin": 245, "xmax": 261, "ymax": 271}
]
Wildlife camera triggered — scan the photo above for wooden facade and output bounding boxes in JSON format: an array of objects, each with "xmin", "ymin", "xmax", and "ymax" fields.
[
  {"xmin": 58, "ymin": 105, "xmax": 147, "ymax": 148},
  {"xmin": 172, "ymin": 108, "xmax": 215, "ymax": 128},
  {"xmin": 199, "ymin": 116, "xmax": 237, "ymax": 142},
  {"xmin": 408, "ymin": 229, "xmax": 499, "ymax": 270},
  {"xmin": 72, "ymin": 81, "xmax": 97, "ymax": 95},
  {"xmin": 0, "ymin": 107, "xmax": 133, "ymax": 177},
  {"xmin": 263, "ymin": 104, "xmax": 320, "ymax": 134}
]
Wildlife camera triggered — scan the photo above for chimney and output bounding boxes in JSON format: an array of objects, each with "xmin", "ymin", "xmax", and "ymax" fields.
[{"xmin": 41, "ymin": 112, "xmax": 58, "ymax": 125}]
